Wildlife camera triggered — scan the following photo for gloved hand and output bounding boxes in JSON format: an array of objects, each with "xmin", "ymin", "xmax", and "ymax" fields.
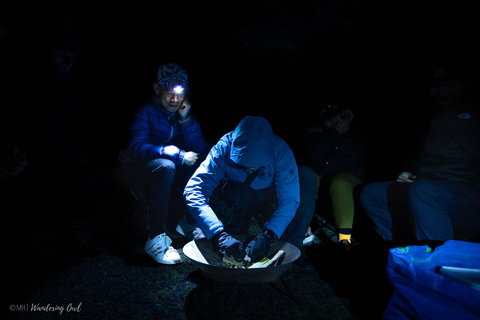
[
  {"xmin": 210, "ymin": 231, "xmax": 246, "ymax": 262},
  {"xmin": 245, "ymin": 231, "xmax": 274, "ymax": 263}
]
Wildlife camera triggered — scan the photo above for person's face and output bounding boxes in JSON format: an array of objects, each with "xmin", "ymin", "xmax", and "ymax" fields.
[
  {"xmin": 154, "ymin": 83, "xmax": 186, "ymax": 113},
  {"xmin": 324, "ymin": 113, "xmax": 342, "ymax": 129},
  {"xmin": 429, "ymin": 80, "xmax": 468, "ymax": 107}
]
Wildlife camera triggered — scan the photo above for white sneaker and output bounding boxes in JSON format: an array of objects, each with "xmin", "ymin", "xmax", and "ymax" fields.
[
  {"xmin": 303, "ymin": 227, "xmax": 323, "ymax": 247},
  {"xmin": 144, "ymin": 233, "xmax": 182, "ymax": 265}
]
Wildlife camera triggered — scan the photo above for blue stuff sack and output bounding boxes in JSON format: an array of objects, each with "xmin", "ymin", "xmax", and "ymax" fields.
[{"xmin": 384, "ymin": 240, "xmax": 480, "ymax": 320}]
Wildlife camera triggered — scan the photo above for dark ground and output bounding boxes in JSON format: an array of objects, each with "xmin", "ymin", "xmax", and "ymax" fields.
[{"xmin": 4, "ymin": 194, "xmax": 394, "ymax": 320}]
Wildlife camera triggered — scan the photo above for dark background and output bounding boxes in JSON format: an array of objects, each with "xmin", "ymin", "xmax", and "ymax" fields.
[{"xmin": 2, "ymin": 2, "xmax": 479, "ymax": 182}]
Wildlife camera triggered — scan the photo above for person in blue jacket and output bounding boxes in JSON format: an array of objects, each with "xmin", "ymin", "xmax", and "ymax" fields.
[
  {"xmin": 184, "ymin": 116, "xmax": 311, "ymax": 266},
  {"xmin": 116, "ymin": 63, "xmax": 208, "ymax": 265}
]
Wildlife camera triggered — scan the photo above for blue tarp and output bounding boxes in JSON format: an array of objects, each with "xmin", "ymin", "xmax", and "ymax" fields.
[{"xmin": 384, "ymin": 240, "xmax": 480, "ymax": 320}]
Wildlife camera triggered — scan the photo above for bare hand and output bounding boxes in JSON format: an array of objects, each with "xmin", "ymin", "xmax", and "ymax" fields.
[
  {"xmin": 183, "ymin": 151, "xmax": 199, "ymax": 166},
  {"xmin": 397, "ymin": 171, "xmax": 417, "ymax": 183},
  {"xmin": 178, "ymin": 99, "xmax": 191, "ymax": 122}
]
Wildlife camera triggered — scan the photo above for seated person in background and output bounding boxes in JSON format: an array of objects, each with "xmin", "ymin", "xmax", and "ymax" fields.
[
  {"xmin": 116, "ymin": 63, "xmax": 208, "ymax": 265},
  {"xmin": 297, "ymin": 105, "xmax": 365, "ymax": 251},
  {"xmin": 360, "ymin": 64, "xmax": 480, "ymax": 243},
  {"xmin": 184, "ymin": 116, "xmax": 313, "ymax": 269}
]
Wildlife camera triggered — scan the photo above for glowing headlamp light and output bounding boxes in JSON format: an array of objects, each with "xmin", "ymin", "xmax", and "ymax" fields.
[
  {"xmin": 173, "ymin": 85, "xmax": 185, "ymax": 94},
  {"xmin": 158, "ymin": 78, "xmax": 187, "ymax": 95}
]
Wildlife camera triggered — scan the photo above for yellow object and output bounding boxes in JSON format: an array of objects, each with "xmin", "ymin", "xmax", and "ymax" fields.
[
  {"xmin": 328, "ymin": 173, "xmax": 361, "ymax": 230},
  {"xmin": 222, "ymin": 256, "xmax": 246, "ymax": 268},
  {"xmin": 338, "ymin": 233, "xmax": 351, "ymax": 243}
]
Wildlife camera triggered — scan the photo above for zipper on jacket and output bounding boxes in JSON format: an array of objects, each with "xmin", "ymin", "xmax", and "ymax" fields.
[{"xmin": 166, "ymin": 115, "xmax": 175, "ymax": 143}]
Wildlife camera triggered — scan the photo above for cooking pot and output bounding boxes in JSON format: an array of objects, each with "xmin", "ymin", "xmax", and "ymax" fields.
[{"xmin": 183, "ymin": 235, "xmax": 300, "ymax": 284}]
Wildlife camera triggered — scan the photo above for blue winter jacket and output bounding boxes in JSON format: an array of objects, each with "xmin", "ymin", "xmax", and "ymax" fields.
[
  {"xmin": 184, "ymin": 116, "xmax": 300, "ymax": 240},
  {"xmin": 124, "ymin": 99, "xmax": 208, "ymax": 164}
]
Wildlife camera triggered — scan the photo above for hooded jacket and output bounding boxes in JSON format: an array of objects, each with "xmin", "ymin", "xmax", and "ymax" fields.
[
  {"xmin": 123, "ymin": 100, "xmax": 208, "ymax": 164},
  {"xmin": 184, "ymin": 116, "xmax": 300, "ymax": 239}
]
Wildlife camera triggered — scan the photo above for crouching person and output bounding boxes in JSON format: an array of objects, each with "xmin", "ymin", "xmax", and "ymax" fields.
[{"xmin": 184, "ymin": 116, "xmax": 314, "ymax": 269}]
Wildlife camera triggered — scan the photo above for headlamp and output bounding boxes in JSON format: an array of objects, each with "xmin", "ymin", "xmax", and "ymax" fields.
[
  {"xmin": 173, "ymin": 85, "xmax": 185, "ymax": 94},
  {"xmin": 158, "ymin": 78, "xmax": 188, "ymax": 94}
]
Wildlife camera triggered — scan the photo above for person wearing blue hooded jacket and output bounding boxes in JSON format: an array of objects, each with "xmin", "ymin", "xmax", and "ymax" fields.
[
  {"xmin": 184, "ymin": 116, "xmax": 313, "ymax": 268},
  {"xmin": 116, "ymin": 63, "xmax": 208, "ymax": 265}
]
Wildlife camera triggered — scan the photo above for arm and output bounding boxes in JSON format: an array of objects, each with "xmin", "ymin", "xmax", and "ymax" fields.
[
  {"xmin": 184, "ymin": 140, "xmax": 228, "ymax": 239},
  {"xmin": 127, "ymin": 107, "xmax": 185, "ymax": 164},
  {"xmin": 178, "ymin": 99, "xmax": 209, "ymax": 154},
  {"xmin": 263, "ymin": 146, "xmax": 300, "ymax": 238},
  {"xmin": 179, "ymin": 117, "xmax": 209, "ymax": 155}
]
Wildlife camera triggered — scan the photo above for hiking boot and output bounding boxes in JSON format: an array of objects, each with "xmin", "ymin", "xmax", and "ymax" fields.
[
  {"xmin": 338, "ymin": 238, "xmax": 359, "ymax": 253},
  {"xmin": 144, "ymin": 233, "xmax": 182, "ymax": 265}
]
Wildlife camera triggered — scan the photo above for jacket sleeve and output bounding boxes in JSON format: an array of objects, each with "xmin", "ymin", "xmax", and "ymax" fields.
[
  {"xmin": 180, "ymin": 117, "xmax": 209, "ymax": 155},
  {"xmin": 127, "ymin": 108, "xmax": 184, "ymax": 164},
  {"xmin": 184, "ymin": 139, "xmax": 228, "ymax": 239},
  {"xmin": 263, "ymin": 145, "xmax": 300, "ymax": 238}
]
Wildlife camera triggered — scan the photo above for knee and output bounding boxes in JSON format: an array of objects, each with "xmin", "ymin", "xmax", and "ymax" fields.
[
  {"xmin": 407, "ymin": 180, "xmax": 438, "ymax": 206},
  {"xmin": 408, "ymin": 180, "xmax": 439, "ymax": 198},
  {"xmin": 360, "ymin": 182, "xmax": 389, "ymax": 207},
  {"xmin": 149, "ymin": 159, "xmax": 176, "ymax": 180},
  {"xmin": 298, "ymin": 166, "xmax": 318, "ymax": 187},
  {"xmin": 329, "ymin": 173, "xmax": 357, "ymax": 193}
]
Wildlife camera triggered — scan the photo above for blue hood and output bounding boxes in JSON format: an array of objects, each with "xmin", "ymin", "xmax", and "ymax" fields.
[{"xmin": 230, "ymin": 116, "xmax": 274, "ymax": 167}]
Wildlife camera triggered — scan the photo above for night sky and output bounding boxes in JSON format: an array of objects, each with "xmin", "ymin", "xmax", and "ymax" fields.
[{"xmin": 2, "ymin": 2, "xmax": 479, "ymax": 181}]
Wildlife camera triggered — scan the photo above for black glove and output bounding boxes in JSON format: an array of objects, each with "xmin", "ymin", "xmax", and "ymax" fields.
[
  {"xmin": 210, "ymin": 231, "xmax": 246, "ymax": 262},
  {"xmin": 245, "ymin": 230, "xmax": 276, "ymax": 263}
]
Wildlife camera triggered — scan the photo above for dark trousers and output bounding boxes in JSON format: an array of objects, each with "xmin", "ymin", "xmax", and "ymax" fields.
[
  {"xmin": 116, "ymin": 158, "xmax": 196, "ymax": 237},
  {"xmin": 360, "ymin": 179, "xmax": 480, "ymax": 241},
  {"xmin": 287, "ymin": 166, "xmax": 317, "ymax": 247},
  {"xmin": 218, "ymin": 180, "xmax": 266, "ymax": 234}
]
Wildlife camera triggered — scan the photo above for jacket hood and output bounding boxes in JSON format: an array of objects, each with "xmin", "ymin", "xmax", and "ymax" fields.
[{"xmin": 230, "ymin": 116, "xmax": 274, "ymax": 167}]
